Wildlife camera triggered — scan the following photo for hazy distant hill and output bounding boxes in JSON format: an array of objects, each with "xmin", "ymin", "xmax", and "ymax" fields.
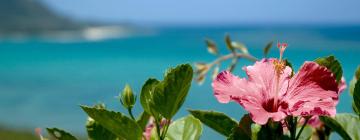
[
  {"xmin": 0, "ymin": 0, "xmax": 141, "ymax": 41},
  {"xmin": 0, "ymin": 0, "xmax": 82, "ymax": 34}
]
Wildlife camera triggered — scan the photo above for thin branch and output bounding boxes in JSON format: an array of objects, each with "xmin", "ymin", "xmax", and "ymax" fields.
[
  {"xmin": 160, "ymin": 120, "xmax": 170, "ymax": 139},
  {"xmin": 295, "ymin": 117, "xmax": 310, "ymax": 140},
  {"xmin": 154, "ymin": 119, "xmax": 162, "ymax": 140},
  {"xmin": 127, "ymin": 108, "xmax": 135, "ymax": 120},
  {"xmin": 207, "ymin": 53, "xmax": 258, "ymax": 68}
]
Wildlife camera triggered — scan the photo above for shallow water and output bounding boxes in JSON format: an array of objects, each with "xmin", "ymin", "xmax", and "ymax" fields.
[{"xmin": 0, "ymin": 26, "xmax": 360, "ymax": 139}]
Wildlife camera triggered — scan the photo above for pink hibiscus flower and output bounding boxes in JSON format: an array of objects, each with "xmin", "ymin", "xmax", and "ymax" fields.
[
  {"xmin": 143, "ymin": 122, "xmax": 155, "ymax": 140},
  {"xmin": 212, "ymin": 44, "xmax": 340, "ymax": 125}
]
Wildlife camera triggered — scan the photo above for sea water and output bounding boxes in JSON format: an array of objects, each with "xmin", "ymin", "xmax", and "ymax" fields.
[{"xmin": 0, "ymin": 26, "xmax": 360, "ymax": 139}]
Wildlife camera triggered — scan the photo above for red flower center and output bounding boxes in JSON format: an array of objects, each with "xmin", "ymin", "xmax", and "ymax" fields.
[{"xmin": 262, "ymin": 98, "xmax": 289, "ymax": 113}]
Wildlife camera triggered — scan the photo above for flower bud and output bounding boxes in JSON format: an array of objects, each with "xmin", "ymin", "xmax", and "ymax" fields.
[{"xmin": 120, "ymin": 84, "xmax": 136, "ymax": 109}]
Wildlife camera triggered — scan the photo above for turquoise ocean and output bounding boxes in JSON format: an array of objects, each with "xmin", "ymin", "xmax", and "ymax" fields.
[{"xmin": 0, "ymin": 26, "xmax": 360, "ymax": 139}]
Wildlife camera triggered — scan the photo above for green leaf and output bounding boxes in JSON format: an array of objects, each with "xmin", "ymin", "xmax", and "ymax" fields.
[
  {"xmin": 350, "ymin": 66, "xmax": 360, "ymax": 96},
  {"xmin": 86, "ymin": 104, "xmax": 117, "ymax": 140},
  {"xmin": 319, "ymin": 116, "xmax": 352, "ymax": 140},
  {"xmin": 150, "ymin": 127, "xmax": 160, "ymax": 140},
  {"xmin": 251, "ymin": 124, "xmax": 261, "ymax": 140},
  {"xmin": 314, "ymin": 55, "xmax": 343, "ymax": 83},
  {"xmin": 86, "ymin": 118, "xmax": 117, "ymax": 140},
  {"xmin": 356, "ymin": 66, "xmax": 360, "ymax": 79},
  {"xmin": 334, "ymin": 114, "xmax": 360, "ymax": 140},
  {"xmin": 231, "ymin": 42, "xmax": 248, "ymax": 54},
  {"xmin": 194, "ymin": 63, "xmax": 209, "ymax": 84},
  {"xmin": 166, "ymin": 115, "xmax": 202, "ymax": 140},
  {"xmin": 140, "ymin": 78, "xmax": 160, "ymax": 117},
  {"xmin": 188, "ymin": 109, "xmax": 237, "ymax": 136},
  {"xmin": 227, "ymin": 114, "xmax": 253, "ymax": 140},
  {"xmin": 225, "ymin": 34, "xmax": 235, "ymax": 52},
  {"xmin": 263, "ymin": 41, "xmax": 273, "ymax": 58},
  {"xmin": 46, "ymin": 128, "xmax": 77, "ymax": 140},
  {"xmin": 81, "ymin": 106, "xmax": 142, "ymax": 140},
  {"xmin": 350, "ymin": 77, "xmax": 357, "ymax": 96},
  {"xmin": 352, "ymin": 102, "xmax": 360, "ymax": 115},
  {"xmin": 257, "ymin": 121, "xmax": 283, "ymax": 140},
  {"xmin": 151, "ymin": 64, "xmax": 193, "ymax": 119},
  {"xmin": 353, "ymin": 80, "xmax": 360, "ymax": 116},
  {"xmin": 137, "ymin": 111, "xmax": 151, "ymax": 131},
  {"xmin": 205, "ymin": 38, "xmax": 219, "ymax": 55}
]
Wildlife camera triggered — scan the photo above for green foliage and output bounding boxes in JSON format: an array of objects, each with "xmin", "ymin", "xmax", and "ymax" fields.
[
  {"xmin": 350, "ymin": 66, "xmax": 360, "ymax": 96},
  {"xmin": 251, "ymin": 124, "xmax": 261, "ymax": 140},
  {"xmin": 225, "ymin": 34, "xmax": 236, "ymax": 53},
  {"xmin": 333, "ymin": 114, "xmax": 360, "ymax": 140},
  {"xmin": 150, "ymin": 128, "xmax": 160, "ymax": 140},
  {"xmin": 263, "ymin": 41, "xmax": 273, "ymax": 58},
  {"xmin": 166, "ymin": 115, "xmax": 202, "ymax": 140},
  {"xmin": 205, "ymin": 38, "xmax": 219, "ymax": 55},
  {"xmin": 231, "ymin": 42, "xmax": 248, "ymax": 54},
  {"xmin": 356, "ymin": 66, "xmax": 360, "ymax": 79},
  {"xmin": 46, "ymin": 128, "xmax": 78, "ymax": 140},
  {"xmin": 151, "ymin": 64, "xmax": 193, "ymax": 119},
  {"xmin": 257, "ymin": 121, "xmax": 284, "ymax": 140},
  {"xmin": 314, "ymin": 55, "xmax": 343, "ymax": 83},
  {"xmin": 319, "ymin": 116, "xmax": 352, "ymax": 140},
  {"xmin": 353, "ymin": 102, "xmax": 360, "ymax": 115},
  {"xmin": 137, "ymin": 111, "xmax": 151, "ymax": 131},
  {"xmin": 227, "ymin": 114, "xmax": 253, "ymax": 140},
  {"xmin": 353, "ymin": 80, "xmax": 360, "ymax": 116},
  {"xmin": 350, "ymin": 77, "xmax": 357, "ymax": 96},
  {"xmin": 140, "ymin": 78, "xmax": 160, "ymax": 118},
  {"xmin": 188, "ymin": 110, "xmax": 237, "ymax": 137},
  {"xmin": 86, "ymin": 118, "xmax": 117, "ymax": 140},
  {"xmin": 86, "ymin": 104, "xmax": 117, "ymax": 140},
  {"xmin": 81, "ymin": 106, "xmax": 142, "ymax": 140},
  {"xmin": 196, "ymin": 35, "xmax": 258, "ymax": 84}
]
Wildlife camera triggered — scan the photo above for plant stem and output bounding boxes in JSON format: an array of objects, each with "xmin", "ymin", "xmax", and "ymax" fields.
[
  {"xmin": 154, "ymin": 119, "xmax": 163, "ymax": 140},
  {"xmin": 288, "ymin": 116, "xmax": 297, "ymax": 140},
  {"xmin": 207, "ymin": 53, "xmax": 258, "ymax": 68},
  {"xmin": 295, "ymin": 117, "xmax": 310, "ymax": 140},
  {"xmin": 294, "ymin": 117, "xmax": 298, "ymax": 139},
  {"xmin": 127, "ymin": 108, "xmax": 135, "ymax": 120},
  {"xmin": 160, "ymin": 120, "xmax": 170, "ymax": 140}
]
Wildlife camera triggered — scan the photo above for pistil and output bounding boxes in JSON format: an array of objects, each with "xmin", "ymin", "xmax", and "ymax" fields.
[{"xmin": 273, "ymin": 42, "xmax": 287, "ymax": 109}]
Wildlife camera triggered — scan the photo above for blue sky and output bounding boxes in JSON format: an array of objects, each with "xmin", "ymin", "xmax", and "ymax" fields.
[{"xmin": 42, "ymin": 0, "xmax": 360, "ymax": 25}]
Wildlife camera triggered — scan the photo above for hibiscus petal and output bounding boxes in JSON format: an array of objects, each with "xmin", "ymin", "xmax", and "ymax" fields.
[
  {"xmin": 212, "ymin": 71, "xmax": 276, "ymax": 124},
  {"xmin": 212, "ymin": 71, "xmax": 249, "ymax": 103},
  {"xmin": 299, "ymin": 116, "xmax": 323, "ymax": 128},
  {"xmin": 244, "ymin": 59, "xmax": 292, "ymax": 99},
  {"xmin": 339, "ymin": 77, "xmax": 347, "ymax": 94},
  {"xmin": 285, "ymin": 61, "xmax": 339, "ymax": 116}
]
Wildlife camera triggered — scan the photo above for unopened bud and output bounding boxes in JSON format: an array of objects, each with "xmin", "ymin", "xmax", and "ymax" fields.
[{"xmin": 120, "ymin": 84, "xmax": 136, "ymax": 109}]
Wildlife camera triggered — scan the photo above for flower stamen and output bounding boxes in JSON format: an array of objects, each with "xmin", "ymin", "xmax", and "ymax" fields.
[{"xmin": 273, "ymin": 42, "xmax": 288, "ymax": 109}]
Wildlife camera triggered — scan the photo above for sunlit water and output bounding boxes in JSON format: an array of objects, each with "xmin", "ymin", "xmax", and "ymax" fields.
[{"xmin": 1, "ymin": 26, "xmax": 360, "ymax": 139}]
